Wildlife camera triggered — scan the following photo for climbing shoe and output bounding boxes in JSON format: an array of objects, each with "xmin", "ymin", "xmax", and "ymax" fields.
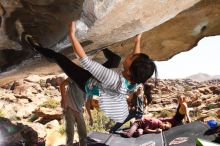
[{"xmin": 21, "ymin": 32, "xmax": 42, "ymax": 52}]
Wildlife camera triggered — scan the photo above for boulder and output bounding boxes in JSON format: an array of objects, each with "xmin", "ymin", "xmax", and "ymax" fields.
[
  {"xmin": 27, "ymin": 122, "xmax": 46, "ymax": 139},
  {"xmin": 46, "ymin": 76, "xmax": 65, "ymax": 88},
  {"xmin": 3, "ymin": 0, "xmax": 220, "ymax": 84},
  {"xmin": 32, "ymin": 107, "xmax": 63, "ymax": 124},
  {"xmin": 45, "ymin": 119, "xmax": 60, "ymax": 129},
  {"xmin": 189, "ymin": 99, "xmax": 203, "ymax": 107},
  {"xmin": 24, "ymin": 75, "xmax": 42, "ymax": 83},
  {"xmin": 209, "ymin": 86, "xmax": 220, "ymax": 95},
  {"xmin": 0, "ymin": 117, "xmax": 38, "ymax": 146}
]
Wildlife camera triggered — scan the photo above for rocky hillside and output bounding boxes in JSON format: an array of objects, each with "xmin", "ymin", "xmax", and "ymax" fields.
[
  {"xmin": 147, "ymin": 78, "xmax": 220, "ymax": 120},
  {"xmin": 0, "ymin": 74, "xmax": 219, "ymax": 145}
]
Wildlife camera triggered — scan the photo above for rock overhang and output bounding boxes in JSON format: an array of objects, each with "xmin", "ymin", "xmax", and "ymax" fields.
[{"xmin": 1, "ymin": 0, "xmax": 220, "ymax": 84}]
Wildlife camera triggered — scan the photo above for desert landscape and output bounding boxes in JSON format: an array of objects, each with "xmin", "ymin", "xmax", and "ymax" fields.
[{"xmin": 0, "ymin": 73, "xmax": 219, "ymax": 145}]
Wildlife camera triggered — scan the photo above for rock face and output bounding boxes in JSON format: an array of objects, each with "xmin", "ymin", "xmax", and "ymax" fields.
[{"xmin": 1, "ymin": 0, "xmax": 220, "ymax": 84}]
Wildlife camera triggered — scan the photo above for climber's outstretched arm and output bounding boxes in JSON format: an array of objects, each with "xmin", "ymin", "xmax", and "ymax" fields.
[{"xmin": 69, "ymin": 21, "xmax": 86, "ymax": 58}]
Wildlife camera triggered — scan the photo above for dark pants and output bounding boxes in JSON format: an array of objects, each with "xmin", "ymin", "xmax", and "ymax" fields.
[
  {"xmin": 34, "ymin": 46, "xmax": 121, "ymax": 92},
  {"xmin": 110, "ymin": 111, "xmax": 143, "ymax": 133},
  {"xmin": 65, "ymin": 107, "xmax": 87, "ymax": 146}
]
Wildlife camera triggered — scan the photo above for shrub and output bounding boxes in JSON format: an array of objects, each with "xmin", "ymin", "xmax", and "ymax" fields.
[
  {"xmin": 84, "ymin": 109, "xmax": 116, "ymax": 133},
  {"xmin": 39, "ymin": 98, "xmax": 59, "ymax": 109},
  {"xmin": 207, "ymin": 113, "xmax": 217, "ymax": 117},
  {"xmin": 28, "ymin": 114, "xmax": 39, "ymax": 122},
  {"xmin": 191, "ymin": 108, "xmax": 202, "ymax": 118},
  {"xmin": 152, "ymin": 111, "xmax": 160, "ymax": 118},
  {"xmin": 0, "ymin": 109, "xmax": 5, "ymax": 117},
  {"xmin": 39, "ymin": 79, "xmax": 47, "ymax": 87},
  {"xmin": 184, "ymin": 85, "xmax": 192, "ymax": 92},
  {"xmin": 206, "ymin": 104, "xmax": 217, "ymax": 110},
  {"xmin": 159, "ymin": 110, "xmax": 174, "ymax": 118},
  {"xmin": 58, "ymin": 124, "xmax": 65, "ymax": 135}
]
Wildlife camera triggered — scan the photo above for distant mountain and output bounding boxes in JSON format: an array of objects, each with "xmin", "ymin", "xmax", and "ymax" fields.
[{"xmin": 186, "ymin": 73, "xmax": 220, "ymax": 82}]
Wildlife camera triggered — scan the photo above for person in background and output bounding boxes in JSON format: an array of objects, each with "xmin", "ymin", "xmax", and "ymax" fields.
[
  {"xmin": 109, "ymin": 83, "xmax": 153, "ymax": 133},
  {"xmin": 120, "ymin": 117, "xmax": 171, "ymax": 138},
  {"xmin": 60, "ymin": 78, "xmax": 93, "ymax": 146},
  {"xmin": 159, "ymin": 94, "xmax": 191, "ymax": 127}
]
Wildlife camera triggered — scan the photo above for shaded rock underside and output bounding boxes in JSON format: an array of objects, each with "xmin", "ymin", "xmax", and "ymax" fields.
[{"xmin": 1, "ymin": 0, "xmax": 220, "ymax": 84}]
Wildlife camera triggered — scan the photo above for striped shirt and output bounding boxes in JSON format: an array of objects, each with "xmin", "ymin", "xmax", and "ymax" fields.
[{"xmin": 80, "ymin": 56, "xmax": 137, "ymax": 123}]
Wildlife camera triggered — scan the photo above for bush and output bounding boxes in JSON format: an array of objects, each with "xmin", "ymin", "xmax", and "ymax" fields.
[
  {"xmin": 28, "ymin": 114, "xmax": 39, "ymax": 122},
  {"xmin": 84, "ymin": 109, "xmax": 116, "ymax": 133},
  {"xmin": 58, "ymin": 124, "xmax": 65, "ymax": 135},
  {"xmin": 191, "ymin": 108, "xmax": 202, "ymax": 118},
  {"xmin": 207, "ymin": 113, "xmax": 217, "ymax": 117},
  {"xmin": 159, "ymin": 110, "xmax": 174, "ymax": 118},
  {"xmin": 206, "ymin": 104, "xmax": 217, "ymax": 110},
  {"xmin": 39, "ymin": 98, "xmax": 59, "ymax": 109},
  {"xmin": 39, "ymin": 79, "xmax": 47, "ymax": 87},
  {"xmin": 184, "ymin": 85, "xmax": 192, "ymax": 92},
  {"xmin": 151, "ymin": 111, "xmax": 160, "ymax": 118},
  {"xmin": 0, "ymin": 109, "xmax": 5, "ymax": 117}
]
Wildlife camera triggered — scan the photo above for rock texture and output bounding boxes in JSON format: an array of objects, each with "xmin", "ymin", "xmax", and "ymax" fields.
[{"xmin": 1, "ymin": 0, "xmax": 220, "ymax": 84}]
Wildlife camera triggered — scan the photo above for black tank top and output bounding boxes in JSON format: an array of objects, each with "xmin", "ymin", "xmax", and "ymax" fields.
[{"xmin": 173, "ymin": 105, "xmax": 185, "ymax": 122}]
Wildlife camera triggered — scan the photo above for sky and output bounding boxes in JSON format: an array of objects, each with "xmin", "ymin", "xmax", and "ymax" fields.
[{"xmin": 155, "ymin": 36, "xmax": 220, "ymax": 79}]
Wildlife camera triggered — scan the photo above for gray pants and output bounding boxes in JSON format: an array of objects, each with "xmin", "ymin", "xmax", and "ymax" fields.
[{"xmin": 64, "ymin": 107, "xmax": 87, "ymax": 146}]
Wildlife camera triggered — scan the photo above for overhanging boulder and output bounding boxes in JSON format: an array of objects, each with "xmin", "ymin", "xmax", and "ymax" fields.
[{"xmin": 1, "ymin": 0, "xmax": 220, "ymax": 84}]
